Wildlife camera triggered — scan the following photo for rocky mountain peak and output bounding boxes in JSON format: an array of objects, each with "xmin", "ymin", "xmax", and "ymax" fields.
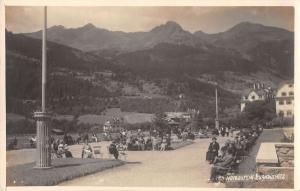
[
  {"xmin": 150, "ymin": 21, "xmax": 184, "ymax": 33},
  {"xmin": 81, "ymin": 23, "xmax": 97, "ymax": 30}
]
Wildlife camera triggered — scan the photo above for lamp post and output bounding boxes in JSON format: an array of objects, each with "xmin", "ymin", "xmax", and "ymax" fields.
[{"xmin": 34, "ymin": 6, "xmax": 52, "ymax": 169}]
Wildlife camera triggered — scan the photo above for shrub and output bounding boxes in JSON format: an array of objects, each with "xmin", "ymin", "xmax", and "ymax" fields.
[
  {"xmin": 270, "ymin": 117, "xmax": 294, "ymax": 127},
  {"xmin": 6, "ymin": 119, "xmax": 35, "ymax": 134}
]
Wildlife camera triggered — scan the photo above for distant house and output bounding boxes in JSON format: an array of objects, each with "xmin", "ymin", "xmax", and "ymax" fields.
[
  {"xmin": 275, "ymin": 81, "xmax": 294, "ymax": 118},
  {"xmin": 93, "ymin": 71, "xmax": 114, "ymax": 79},
  {"xmin": 103, "ymin": 120, "xmax": 112, "ymax": 132},
  {"xmin": 240, "ymin": 83, "xmax": 274, "ymax": 112},
  {"xmin": 165, "ymin": 112, "xmax": 192, "ymax": 123}
]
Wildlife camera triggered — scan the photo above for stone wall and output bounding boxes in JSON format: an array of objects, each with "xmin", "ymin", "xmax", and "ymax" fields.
[
  {"xmin": 276, "ymin": 144, "xmax": 294, "ymax": 167},
  {"xmin": 255, "ymin": 143, "xmax": 294, "ymax": 188}
]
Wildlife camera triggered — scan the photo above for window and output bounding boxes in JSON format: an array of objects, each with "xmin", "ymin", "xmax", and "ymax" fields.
[
  {"xmin": 286, "ymin": 100, "xmax": 292, "ymax": 105},
  {"xmin": 279, "ymin": 111, "xmax": 284, "ymax": 117},
  {"xmin": 251, "ymin": 96, "xmax": 255, "ymax": 100},
  {"xmin": 281, "ymin": 92, "xmax": 287, "ymax": 96},
  {"xmin": 279, "ymin": 101, "xmax": 284, "ymax": 105},
  {"xmin": 287, "ymin": 110, "xmax": 292, "ymax": 116},
  {"xmin": 289, "ymin": 91, "xmax": 294, "ymax": 96},
  {"xmin": 289, "ymin": 84, "xmax": 293, "ymax": 88}
]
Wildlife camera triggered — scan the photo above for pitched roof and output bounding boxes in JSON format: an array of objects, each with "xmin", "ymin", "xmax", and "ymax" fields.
[
  {"xmin": 277, "ymin": 80, "xmax": 294, "ymax": 91},
  {"xmin": 241, "ymin": 89, "xmax": 267, "ymax": 97}
]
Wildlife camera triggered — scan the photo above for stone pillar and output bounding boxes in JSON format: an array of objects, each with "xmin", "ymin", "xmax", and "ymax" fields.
[{"xmin": 34, "ymin": 111, "xmax": 52, "ymax": 168}]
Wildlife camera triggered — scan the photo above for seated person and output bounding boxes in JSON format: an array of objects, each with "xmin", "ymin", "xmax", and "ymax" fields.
[
  {"xmin": 228, "ymin": 142, "xmax": 237, "ymax": 156},
  {"xmin": 220, "ymin": 140, "xmax": 230, "ymax": 152},
  {"xmin": 82, "ymin": 140, "xmax": 93, "ymax": 158},
  {"xmin": 109, "ymin": 141, "xmax": 119, "ymax": 160},
  {"xmin": 64, "ymin": 144, "xmax": 73, "ymax": 158},
  {"xmin": 57, "ymin": 144, "xmax": 66, "ymax": 158},
  {"xmin": 214, "ymin": 145, "xmax": 228, "ymax": 164},
  {"xmin": 208, "ymin": 148, "xmax": 235, "ymax": 182}
]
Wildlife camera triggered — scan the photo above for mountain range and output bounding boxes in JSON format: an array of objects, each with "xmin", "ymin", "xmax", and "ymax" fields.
[
  {"xmin": 25, "ymin": 21, "xmax": 292, "ymax": 54},
  {"xmin": 24, "ymin": 21, "xmax": 293, "ymax": 78},
  {"xmin": 6, "ymin": 21, "xmax": 294, "ymax": 118}
]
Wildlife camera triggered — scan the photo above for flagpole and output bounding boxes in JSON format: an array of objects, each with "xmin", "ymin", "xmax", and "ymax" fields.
[
  {"xmin": 215, "ymin": 85, "xmax": 219, "ymax": 130},
  {"xmin": 34, "ymin": 6, "xmax": 52, "ymax": 169},
  {"xmin": 42, "ymin": 6, "xmax": 47, "ymax": 112}
]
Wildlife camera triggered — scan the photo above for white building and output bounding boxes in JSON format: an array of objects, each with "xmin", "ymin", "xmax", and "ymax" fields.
[
  {"xmin": 275, "ymin": 82, "xmax": 294, "ymax": 118},
  {"xmin": 240, "ymin": 83, "xmax": 274, "ymax": 112},
  {"xmin": 165, "ymin": 112, "xmax": 192, "ymax": 122}
]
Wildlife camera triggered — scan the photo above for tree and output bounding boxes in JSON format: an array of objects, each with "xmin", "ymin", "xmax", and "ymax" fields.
[
  {"xmin": 153, "ymin": 112, "xmax": 169, "ymax": 138},
  {"xmin": 191, "ymin": 113, "xmax": 204, "ymax": 132},
  {"xmin": 241, "ymin": 100, "xmax": 276, "ymax": 127}
]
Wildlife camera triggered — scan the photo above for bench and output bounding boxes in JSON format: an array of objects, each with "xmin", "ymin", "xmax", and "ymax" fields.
[{"xmin": 93, "ymin": 145, "xmax": 103, "ymax": 159}]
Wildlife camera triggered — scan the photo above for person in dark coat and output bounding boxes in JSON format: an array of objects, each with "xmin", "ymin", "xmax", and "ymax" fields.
[
  {"xmin": 109, "ymin": 141, "xmax": 119, "ymax": 160},
  {"xmin": 207, "ymin": 137, "xmax": 220, "ymax": 164}
]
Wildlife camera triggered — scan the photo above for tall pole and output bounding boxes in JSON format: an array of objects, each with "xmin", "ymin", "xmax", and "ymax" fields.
[
  {"xmin": 34, "ymin": 6, "xmax": 52, "ymax": 169},
  {"xmin": 215, "ymin": 86, "xmax": 219, "ymax": 130},
  {"xmin": 42, "ymin": 6, "xmax": 47, "ymax": 112}
]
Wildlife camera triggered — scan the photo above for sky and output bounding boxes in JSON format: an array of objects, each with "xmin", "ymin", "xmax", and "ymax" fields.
[{"xmin": 5, "ymin": 6, "xmax": 294, "ymax": 34}]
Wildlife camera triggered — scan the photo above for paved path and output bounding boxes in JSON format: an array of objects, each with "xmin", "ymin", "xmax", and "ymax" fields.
[
  {"xmin": 59, "ymin": 137, "xmax": 231, "ymax": 187},
  {"xmin": 7, "ymin": 136, "xmax": 231, "ymax": 187}
]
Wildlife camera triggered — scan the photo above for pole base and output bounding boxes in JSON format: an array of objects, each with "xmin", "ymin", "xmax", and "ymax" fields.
[
  {"xmin": 33, "ymin": 165, "xmax": 53, "ymax": 169},
  {"xmin": 34, "ymin": 111, "xmax": 52, "ymax": 169}
]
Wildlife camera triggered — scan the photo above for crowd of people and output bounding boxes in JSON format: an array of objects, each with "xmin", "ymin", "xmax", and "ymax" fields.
[
  {"xmin": 113, "ymin": 129, "xmax": 173, "ymax": 151},
  {"xmin": 207, "ymin": 125, "xmax": 263, "ymax": 182}
]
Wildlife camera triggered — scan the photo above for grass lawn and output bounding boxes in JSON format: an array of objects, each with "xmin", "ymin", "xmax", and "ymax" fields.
[{"xmin": 7, "ymin": 158, "xmax": 125, "ymax": 186}]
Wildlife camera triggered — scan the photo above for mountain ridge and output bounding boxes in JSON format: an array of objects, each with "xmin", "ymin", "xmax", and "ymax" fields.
[{"xmin": 22, "ymin": 21, "xmax": 292, "ymax": 53}]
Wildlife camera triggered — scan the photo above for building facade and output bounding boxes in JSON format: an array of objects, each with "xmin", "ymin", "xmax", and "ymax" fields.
[{"xmin": 275, "ymin": 82, "xmax": 294, "ymax": 118}]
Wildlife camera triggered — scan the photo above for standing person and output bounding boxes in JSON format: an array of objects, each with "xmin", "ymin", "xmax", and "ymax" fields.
[
  {"xmin": 83, "ymin": 133, "xmax": 89, "ymax": 143},
  {"xmin": 63, "ymin": 133, "xmax": 68, "ymax": 145},
  {"xmin": 206, "ymin": 137, "xmax": 220, "ymax": 164},
  {"xmin": 225, "ymin": 127, "xmax": 229, "ymax": 137},
  {"xmin": 221, "ymin": 127, "xmax": 225, "ymax": 137},
  {"xmin": 92, "ymin": 133, "xmax": 98, "ymax": 142},
  {"xmin": 29, "ymin": 136, "xmax": 36, "ymax": 148},
  {"xmin": 166, "ymin": 134, "xmax": 171, "ymax": 149},
  {"xmin": 152, "ymin": 136, "xmax": 157, "ymax": 151},
  {"xmin": 160, "ymin": 138, "xmax": 167, "ymax": 151},
  {"xmin": 229, "ymin": 127, "xmax": 234, "ymax": 137}
]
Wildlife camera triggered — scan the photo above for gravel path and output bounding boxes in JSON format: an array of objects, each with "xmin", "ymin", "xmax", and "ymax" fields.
[
  {"xmin": 7, "ymin": 136, "xmax": 232, "ymax": 187},
  {"xmin": 59, "ymin": 137, "xmax": 230, "ymax": 187}
]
